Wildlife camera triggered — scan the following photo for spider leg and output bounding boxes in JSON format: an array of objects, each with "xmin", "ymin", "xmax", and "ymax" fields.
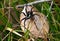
[
  {"xmin": 24, "ymin": 19, "xmax": 27, "ymax": 30},
  {"xmin": 21, "ymin": 12, "xmax": 26, "ymax": 16},
  {"xmin": 20, "ymin": 17, "xmax": 25, "ymax": 22},
  {"xmin": 32, "ymin": 11, "xmax": 38, "ymax": 12},
  {"xmin": 32, "ymin": 14, "xmax": 40, "ymax": 30},
  {"xmin": 33, "ymin": 14, "xmax": 40, "ymax": 16},
  {"xmin": 20, "ymin": 17, "xmax": 27, "ymax": 30},
  {"xmin": 31, "ymin": 6, "xmax": 33, "ymax": 12}
]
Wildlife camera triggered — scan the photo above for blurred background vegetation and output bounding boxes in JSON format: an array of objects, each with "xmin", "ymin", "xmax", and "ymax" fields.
[{"xmin": 0, "ymin": 0, "xmax": 60, "ymax": 41}]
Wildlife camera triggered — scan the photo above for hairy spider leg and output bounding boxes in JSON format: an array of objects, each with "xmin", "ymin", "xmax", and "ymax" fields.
[{"xmin": 21, "ymin": 12, "xmax": 26, "ymax": 16}]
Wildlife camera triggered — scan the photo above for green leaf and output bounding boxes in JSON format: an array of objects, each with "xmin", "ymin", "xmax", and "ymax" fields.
[
  {"xmin": 24, "ymin": 30, "xmax": 30, "ymax": 38},
  {"xmin": 7, "ymin": 22, "xmax": 12, "ymax": 28},
  {"xmin": 0, "ymin": 25, "xmax": 4, "ymax": 31},
  {"xmin": 0, "ymin": 12, "xmax": 8, "ymax": 25}
]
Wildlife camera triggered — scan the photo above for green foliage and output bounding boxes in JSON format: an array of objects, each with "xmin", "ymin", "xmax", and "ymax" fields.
[
  {"xmin": 24, "ymin": 30, "xmax": 30, "ymax": 39},
  {"xmin": 0, "ymin": 0, "xmax": 60, "ymax": 41},
  {"xmin": 0, "ymin": 25, "xmax": 4, "ymax": 31},
  {"xmin": 0, "ymin": 12, "xmax": 8, "ymax": 25}
]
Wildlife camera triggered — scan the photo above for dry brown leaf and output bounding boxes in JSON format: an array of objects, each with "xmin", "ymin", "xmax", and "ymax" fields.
[{"xmin": 20, "ymin": 5, "xmax": 49, "ymax": 41}]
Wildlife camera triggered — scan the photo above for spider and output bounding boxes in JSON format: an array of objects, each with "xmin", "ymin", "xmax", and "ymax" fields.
[
  {"xmin": 20, "ymin": 5, "xmax": 38, "ymax": 29},
  {"xmin": 20, "ymin": 5, "xmax": 49, "ymax": 41}
]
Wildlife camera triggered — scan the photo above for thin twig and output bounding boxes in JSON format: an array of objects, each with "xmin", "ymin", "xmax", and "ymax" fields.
[
  {"xmin": 12, "ymin": 24, "xmax": 20, "ymax": 27},
  {"xmin": 2, "ymin": 32, "xmax": 11, "ymax": 41},
  {"xmin": 49, "ymin": 1, "xmax": 53, "ymax": 11},
  {"xmin": 8, "ymin": 0, "xmax": 11, "ymax": 22},
  {"xmin": 2, "ymin": 27, "xmax": 23, "ymax": 41},
  {"xmin": 6, "ymin": 27, "xmax": 22, "ymax": 37},
  {"xmin": 46, "ymin": 1, "xmax": 53, "ymax": 17},
  {"xmin": 16, "ymin": 0, "xmax": 51, "ymax": 8},
  {"xmin": 2, "ymin": 0, "xmax": 51, "ymax": 9}
]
